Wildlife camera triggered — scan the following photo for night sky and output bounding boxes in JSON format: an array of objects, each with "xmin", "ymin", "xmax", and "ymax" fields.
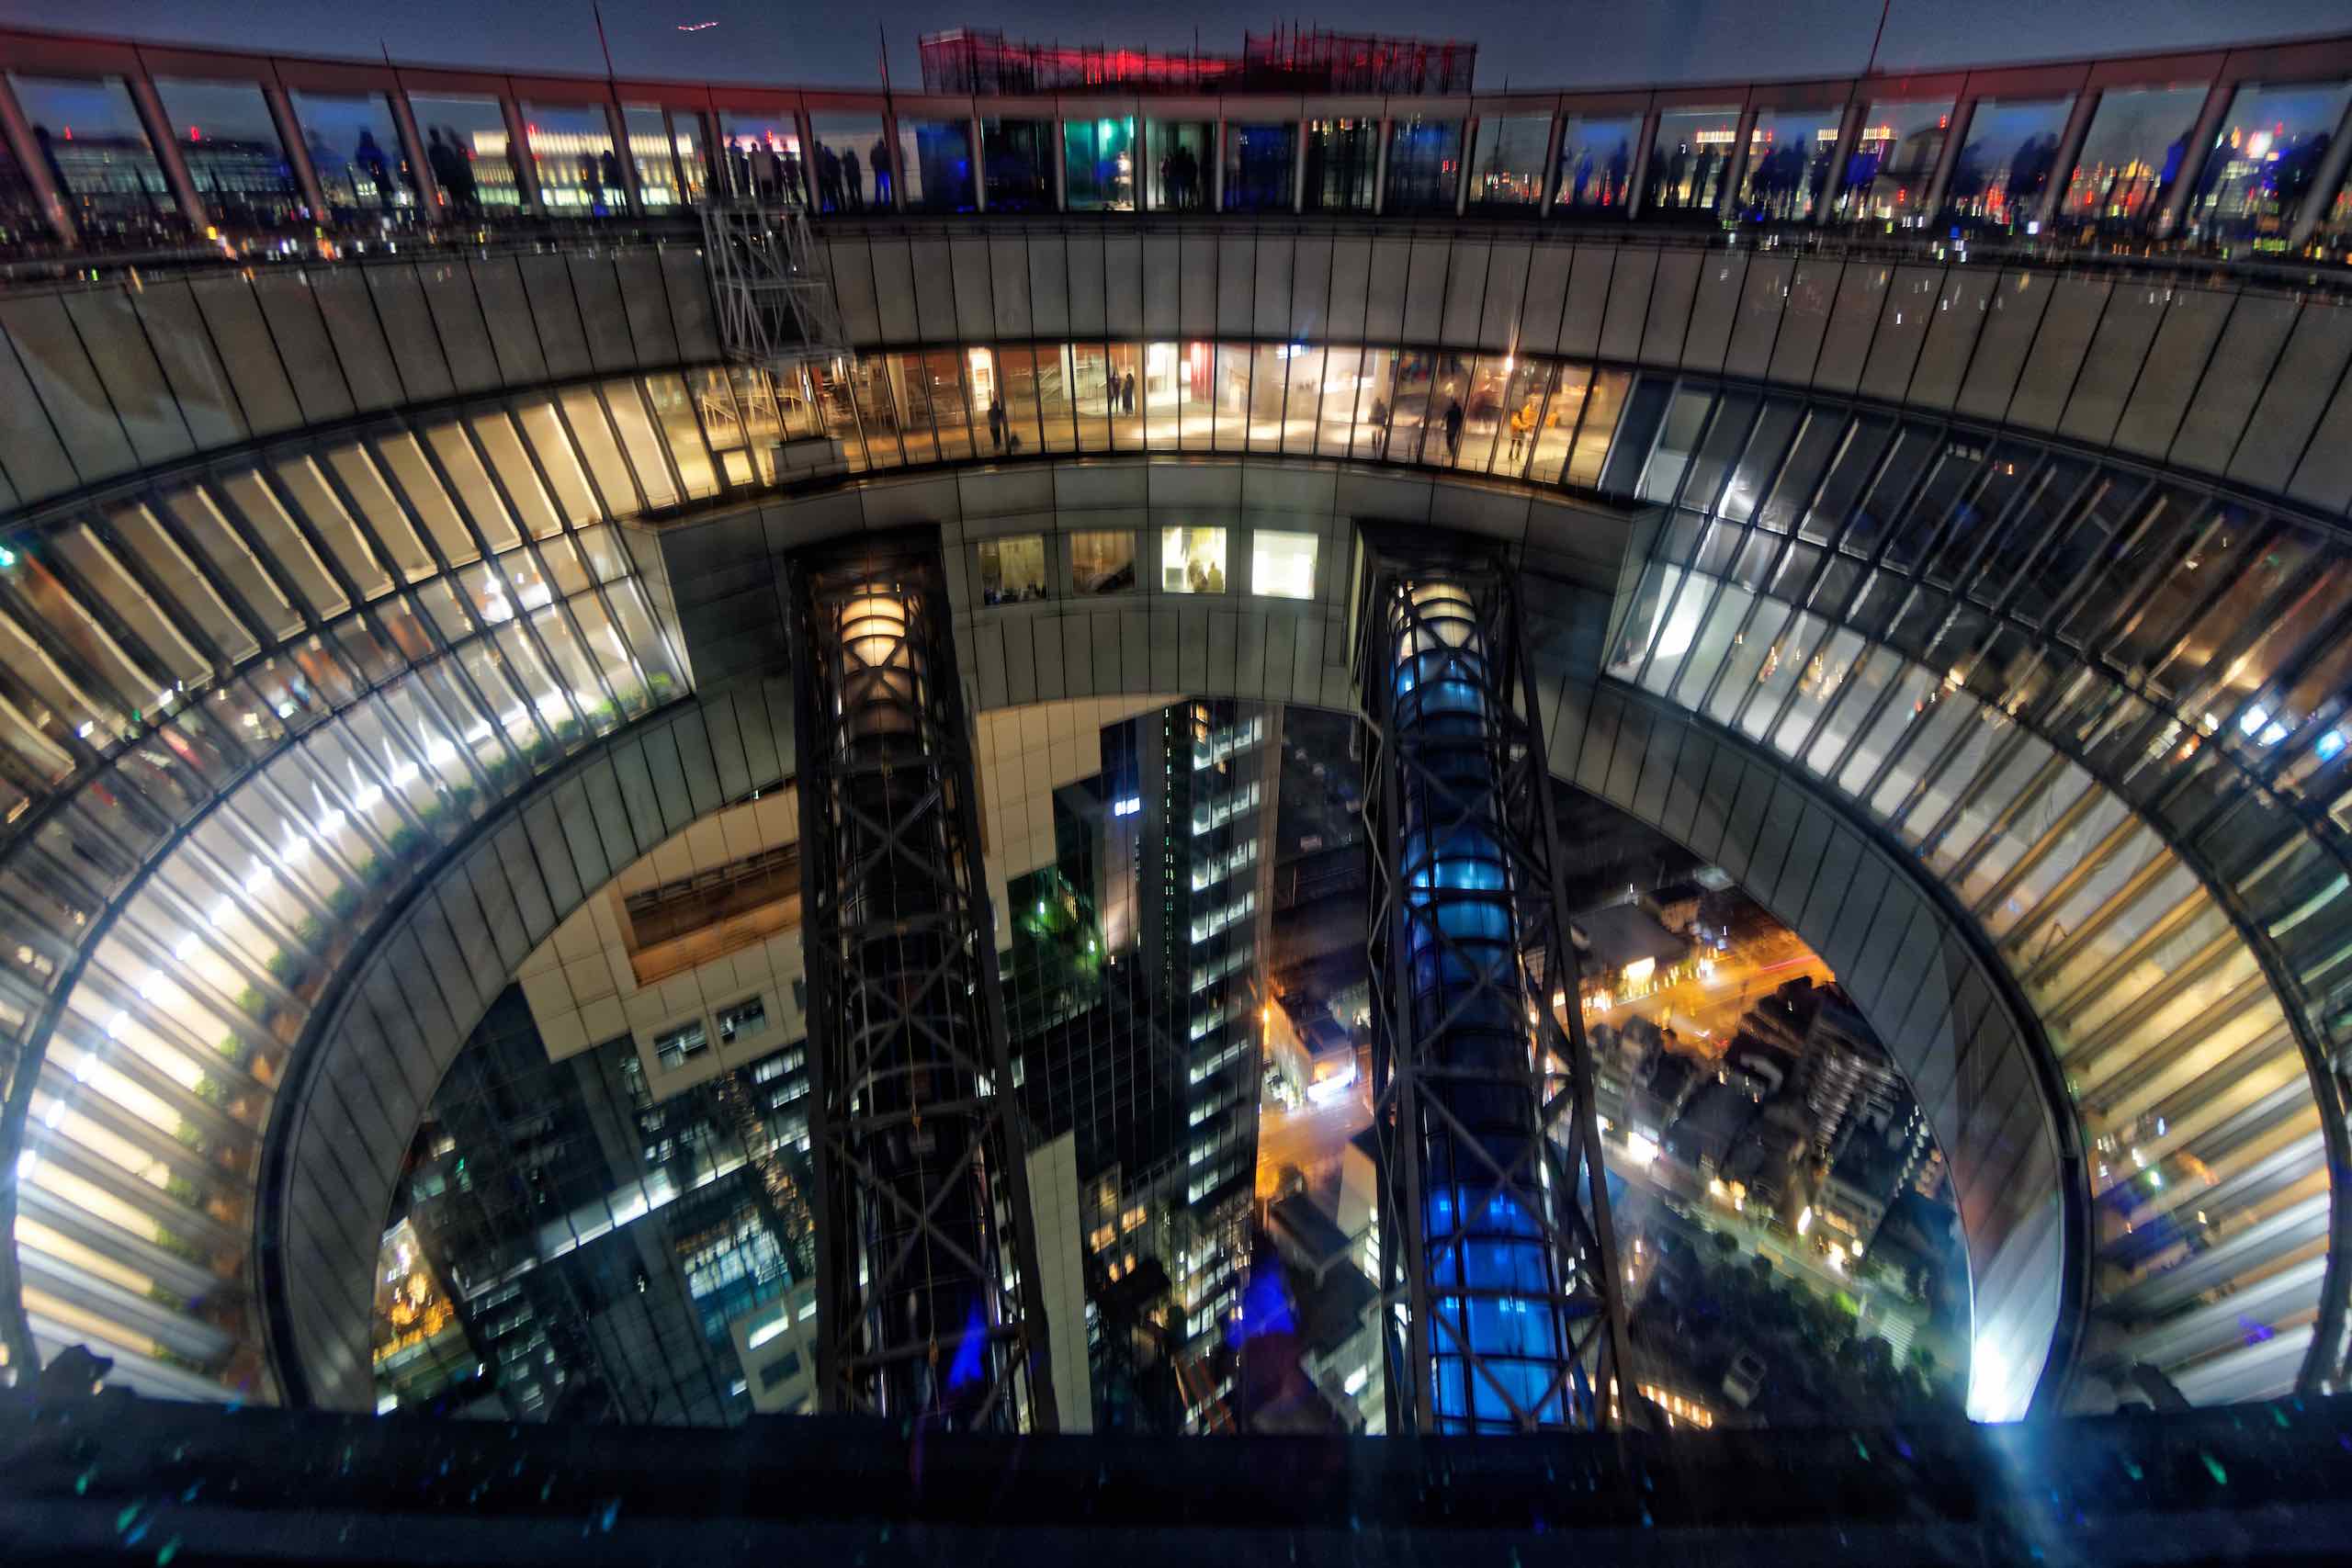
[{"xmin": 0, "ymin": 0, "xmax": 2342, "ymax": 90}]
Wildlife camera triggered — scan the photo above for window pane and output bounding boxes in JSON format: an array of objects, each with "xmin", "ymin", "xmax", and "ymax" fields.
[
  {"xmin": 902, "ymin": 119, "xmax": 974, "ymax": 211},
  {"xmin": 1839, "ymin": 98, "xmax": 1954, "ymax": 224},
  {"xmin": 292, "ymin": 90, "xmax": 420, "ymax": 224},
  {"xmin": 1306, "ymin": 118, "xmax": 1377, "ymax": 212},
  {"xmin": 1251, "ymin": 531, "xmax": 1318, "ymax": 600},
  {"xmin": 1071, "ymin": 532, "xmax": 1136, "ymax": 594},
  {"xmin": 1148, "ymin": 120, "xmax": 1213, "ymax": 210},
  {"xmin": 1224, "ymin": 123, "xmax": 1295, "ymax": 211},
  {"xmin": 154, "ymin": 77, "xmax": 302, "ymax": 231},
  {"xmin": 2057, "ymin": 83, "xmax": 2205, "ymax": 236},
  {"xmin": 1555, "ymin": 115, "xmax": 1639, "ymax": 215},
  {"xmin": 622, "ymin": 105, "xmax": 683, "ymax": 209},
  {"xmin": 1944, "ymin": 96, "xmax": 2071, "ymax": 231},
  {"xmin": 978, "ymin": 536, "xmax": 1047, "ymax": 604},
  {"xmin": 409, "ymin": 95, "xmax": 520, "ymax": 215},
  {"xmin": 981, "ymin": 118, "xmax": 1053, "ymax": 210},
  {"xmin": 2185, "ymin": 78, "xmax": 2352, "ymax": 244},
  {"xmin": 1162, "ymin": 528, "xmax": 1227, "ymax": 594},
  {"xmin": 717, "ymin": 114, "xmax": 806, "ymax": 203},
  {"xmin": 1385, "ymin": 117, "xmax": 1461, "ymax": 213},
  {"xmin": 1467, "ymin": 115, "xmax": 1548, "ymax": 211},
  {"xmin": 812, "ymin": 113, "xmax": 892, "ymax": 212},
  {"xmin": 1736, "ymin": 106, "xmax": 1842, "ymax": 221},
  {"xmin": 1065, "ymin": 116, "xmax": 1136, "ymax": 210},
  {"xmin": 1646, "ymin": 107, "xmax": 1739, "ymax": 216},
  {"xmin": 520, "ymin": 103, "xmax": 621, "ymax": 215},
  {"xmin": 9, "ymin": 74, "xmax": 183, "ymax": 243}
]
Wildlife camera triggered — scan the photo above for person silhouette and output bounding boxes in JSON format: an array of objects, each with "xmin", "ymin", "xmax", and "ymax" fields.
[
  {"xmin": 987, "ymin": 395, "xmax": 1006, "ymax": 453},
  {"xmin": 426, "ymin": 128, "xmax": 462, "ymax": 215},
  {"xmin": 599, "ymin": 149, "xmax": 622, "ymax": 206},
  {"xmin": 443, "ymin": 128, "xmax": 480, "ymax": 215},
  {"xmin": 870, "ymin": 136, "xmax": 894, "ymax": 206},
  {"xmin": 842, "ymin": 147, "xmax": 864, "ymax": 210},
  {"xmin": 355, "ymin": 129, "xmax": 392, "ymax": 211}
]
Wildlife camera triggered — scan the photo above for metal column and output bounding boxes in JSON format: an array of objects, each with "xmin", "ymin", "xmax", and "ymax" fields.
[
  {"xmin": 789, "ymin": 535, "xmax": 1058, "ymax": 1434},
  {"xmin": 1359, "ymin": 539, "xmax": 1635, "ymax": 1436}
]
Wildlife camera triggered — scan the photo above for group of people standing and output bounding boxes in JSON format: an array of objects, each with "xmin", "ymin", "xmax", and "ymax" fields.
[
  {"xmin": 1157, "ymin": 142, "xmax": 1205, "ymax": 209},
  {"xmin": 816, "ymin": 139, "xmax": 895, "ymax": 212},
  {"xmin": 424, "ymin": 127, "xmax": 481, "ymax": 215}
]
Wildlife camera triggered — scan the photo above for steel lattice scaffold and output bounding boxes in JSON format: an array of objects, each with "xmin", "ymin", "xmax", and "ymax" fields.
[
  {"xmin": 702, "ymin": 194, "xmax": 851, "ymax": 372},
  {"xmin": 1357, "ymin": 538, "xmax": 1635, "ymax": 1435},
  {"xmin": 789, "ymin": 534, "xmax": 1057, "ymax": 1432}
]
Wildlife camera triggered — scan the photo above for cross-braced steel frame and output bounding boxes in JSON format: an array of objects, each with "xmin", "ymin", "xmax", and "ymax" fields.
[
  {"xmin": 702, "ymin": 195, "xmax": 851, "ymax": 371},
  {"xmin": 789, "ymin": 536, "xmax": 1057, "ymax": 1433},
  {"xmin": 1358, "ymin": 542, "xmax": 1635, "ymax": 1436}
]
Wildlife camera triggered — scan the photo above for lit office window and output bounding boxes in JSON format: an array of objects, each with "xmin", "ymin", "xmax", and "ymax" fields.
[
  {"xmin": 1162, "ymin": 527, "xmax": 1228, "ymax": 593},
  {"xmin": 715, "ymin": 996, "xmax": 769, "ymax": 1045},
  {"xmin": 1071, "ymin": 531, "xmax": 1136, "ymax": 593},
  {"xmin": 655, "ymin": 1020, "xmax": 709, "ymax": 1071},
  {"xmin": 1251, "ymin": 531, "xmax": 1319, "ymax": 600},
  {"xmin": 978, "ymin": 536, "xmax": 1048, "ymax": 604}
]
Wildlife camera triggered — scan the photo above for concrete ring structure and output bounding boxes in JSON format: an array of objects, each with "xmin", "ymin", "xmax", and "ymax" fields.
[{"xmin": 0, "ymin": 20, "xmax": 2348, "ymax": 1429}]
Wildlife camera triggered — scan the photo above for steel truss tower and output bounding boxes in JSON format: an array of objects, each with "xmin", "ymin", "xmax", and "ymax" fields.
[
  {"xmin": 702, "ymin": 195, "xmax": 851, "ymax": 371},
  {"xmin": 789, "ymin": 533, "xmax": 1057, "ymax": 1432},
  {"xmin": 1358, "ymin": 541, "xmax": 1635, "ymax": 1435}
]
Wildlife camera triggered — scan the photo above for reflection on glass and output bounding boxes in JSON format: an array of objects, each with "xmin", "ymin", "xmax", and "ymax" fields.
[
  {"xmin": 1944, "ymin": 96, "xmax": 2071, "ymax": 230},
  {"xmin": 293, "ymin": 89, "xmax": 418, "ymax": 223},
  {"xmin": 2058, "ymin": 84, "xmax": 2203, "ymax": 234},
  {"xmin": 622, "ymin": 105, "xmax": 682, "ymax": 209},
  {"xmin": 1224, "ymin": 122, "xmax": 1295, "ymax": 211},
  {"xmin": 1737, "ymin": 106, "xmax": 1841, "ymax": 221},
  {"xmin": 1065, "ymin": 116, "xmax": 1136, "ymax": 210},
  {"xmin": 982, "ymin": 118, "xmax": 1054, "ymax": 211},
  {"xmin": 978, "ymin": 536, "xmax": 1048, "ymax": 604},
  {"xmin": 8, "ymin": 73, "xmax": 182, "ymax": 240},
  {"xmin": 718, "ymin": 112, "xmax": 805, "ymax": 204},
  {"xmin": 1072, "ymin": 530, "xmax": 1136, "ymax": 593},
  {"xmin": 1306, "ymin": 118, "xmax": 1376, "ymax": 212},
  {"xmin": 410, "ymin": 94, "xmax": 520, "ymax": 214},
  {"xmin": 1646, "ymin": 107, "xmax": 1739, "ymax": 215},
  {"xmin": 1385, "ymin": 117, "xmax": 1461, "ymax": 213},
  {"xmin": 1251, "ymin": 531, "xmax": 1319, "ymax": 599},
  {"xmin": 902, "ymin": 119, "xmax": 974, "ymax": 211},
  {"xmin": 1467, "ymin": 115, "xmax": 1548, "ymax": 210},
  {"xmin": 1162, "ymin": 527, "xmax": 1227, "ymax": 593},
  {"xmin": 1555, "ymin": 114, "xmax": 1638, "ymax": 213},
  {"xmin": 522, "ymin": 103, "xmax": 622, "ymax": 214},
  {"xmin": 154, "ymin": 77, "xmax": 302, "ymax": 230},
  {"xmin": 1148, "ymin": 119, "xmax": 1212, "ymax": 209},
  {"xmin": 2184, "ymin": 78, "xmax": 2352, "ymax": 243},
  {"xmin": 1839, "ymin": 97, "xmax": 1953, "ymax": 224},
  {"xmin": 812, "ymin": 114, "xmax": 891, "ymax": 212}
]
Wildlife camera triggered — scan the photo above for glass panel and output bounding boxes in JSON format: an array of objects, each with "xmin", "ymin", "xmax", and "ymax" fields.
[
  {"xmin": 8, "ymin": 74, "xmax": 183, "ymax": 243},
  {"xmin": 1568, "ymin": 371, "xmax": 1633, "ymax": 488},
  {"xmin": 153, "ymin": 77, "xmax": 302, "ymax": 231},
  {"xmin": 1071, "ymin": 531, "xmax": 1136, "ymax": 594},
  {"xmin": 1646, "ymin": 107, "xmax": 1739, "ymax": 216},
  {"xmin": 1224, "ymin": 122, "xmax": 1295, "ymax": 211},
  {"xmin": 980, "ymin": 118, "xmax": 1053, "ymax": 211},
  {"xmin": 1161, "ymin": 528, "xmax": 1227, "ymax": 594},
  {"xmin": 1943, "ymin": 96, "xmax": 2071, "ymax": 231},
  {"xmin": 1466, "ymin": 115, "xmax": 1548, "ymax": 211},
  {"xmin": 1385, "ymin": 116, "xmax": 1461, "ymax": 213},
  {"xmin": 1737, "ymin": 106, "xmax": 1841, "ymax": 222},
  {"xmin": 621, "ymin": 105, "xmax": 683, "ymax": 209},
  {"xmin": 978, "ymin": 536, "xmax": 1048, "ymax": 604},
  {"xmin": 1839, "ymin": 97, "xmax": 1955, "ymax": 225},
  {"xmin": 665, "ymin": 110, "xmax": 707, "ymax": 206},
  {"xmin": 813, "ymin": 113, "xmax": 894, "ymax": 211},
  {"xmin": 0, "ymin": 104, "xmax": 43, "ymax": 242},
  {"xmin": 2184, "ymin": 78, "xmax": 2352, "ymax": 244},
  {"xmin": 1555, "ymin": 115, "xmax": 1639, "ymax": 214},
  {"xmin": 410, "ymin": 95, "xmax": 520, "ymax": 216},
  {"xmin": 2059, "ymin": 84, "xmax": 2206, "ymax": 236},
  {"xmin": 643, "ymin": 375, "xmax": 718, "ymax": 498},
  {"xmin": 902, "ymin": 119, "xmax": 974, "ymax": 211},
  {"xmin": 1281, "ymin": 344, "xmax": 1328, "ymax": 455},
  {"xmin": 520, "ymin": 103, "xmax": 621, "ymax": 215},
  {"xmin": 1526, "ymin": 364, "xmax": 1588, "ymax": 484},
  {"xmin": 1302, "ymin": 118, "xmax": 1376, "ymax": 212},
  {"xmin": 1251, "ymin": 531, "xmax": 1318, "ymax": 600},
  {"xmin": 1107, "ymin": 343, "xmax": 1143, "ymax": 450},
  {"xmin": 716, "ymin": 113, "xmax": 806, "ymax": 204},
  {"xmin": 291, "ymin": 90, "xmax": 420, "ymax": 224},
  {"xmin": 1064, "ymin": 116, "xmax": 1136, "ymax": 210},
  {"xmin": 1146, "ymin": 120, "xmax": 1213, "ymax": 210}
]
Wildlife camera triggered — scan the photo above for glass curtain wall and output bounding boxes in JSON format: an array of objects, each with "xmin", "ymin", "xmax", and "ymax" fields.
[
  {"xmin": 7, "ymin": 74, "xmax": 182, "ymax": 243},
  {"xmin": 1646, "ymin": 107, "xmax": 1739, "ymax": 216},
  {"xmin": 621, "ymin": 105, "xmax": 684, "ymax": 209},
  {"xmin": 153, "ymin": 77, "xmax": 304, "ymax": 231},
  {"xmin": 902, "ymin": 119, "xmax": 974, "ymax": 211},
  {"xmin": 292, "ymin": 90, "xmax": 418, "ymax": 224},
  {"xmin": 1064, "ymin": 115, "xmax": 1136, "ymax": 210},
  {"xmin": 2182, "ymin": 78, "xmax": 2352, "ymax": 244},
  {"xmin": 1737, "ymin": 106, "xmax": 1841, "ymax": 221},
  {"xmin": 1555, "ymin": 114, "xmax": 1639, "ymax": 214},
  {"xmin": 1224, "ymin": 122, "xmax": 1295, "ymax": 211},
  {"xmin": 1467, "ymin": 114, "xmax": 1548, "ymax": 211},
  {"xmin": 717, "ymin": 111, "xmax": 805, "ymax": 204},
  {"xmin": 1839, "ymin": 97, "xmax": 1955, "ymax": 224},
  {"xmin": 811, "ymin": 113, "xmax": 891, "ymax": 212},
  {"xmin": 2055, "ymin": 83, "xmax": 2206, "ymax": 236},
  {"xmin": 1147, "ymin": 119, "xmax": 1212, "ymax": 209},
  {"xmin": 1304, "ymin": 118, "xmax": 1376, "ymax": 212},
  {"xmin": 1942, "ymin": 96, "xmax": 2072, "ymax": 231},
  {"xmin": 1383, "ymin": 116, "xmax": 1461, "ymax": 213},
  {"xmin": 521, "ymin": 103, "xmax": 624, "ymax": 215},
  {"xmin": 408, "ymin": 94, "xmax": 521, "ymax": 215},
  {"xmin": 982, "ymin": 118, "xmax": 1055, "ymax": 210}
]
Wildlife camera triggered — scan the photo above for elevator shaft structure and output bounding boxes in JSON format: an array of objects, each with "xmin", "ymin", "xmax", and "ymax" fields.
[
  {"xmin": 790, "ymin": 536, "xmax": 1057, "ymax": 1433},
  {"xmin": 1359, "ymin": 545, "xmax": 1634, "ymax": 1435}
]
